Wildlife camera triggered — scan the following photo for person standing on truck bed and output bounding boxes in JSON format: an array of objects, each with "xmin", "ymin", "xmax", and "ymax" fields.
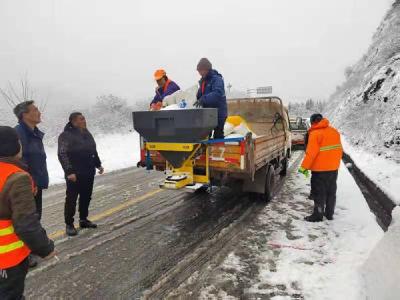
[
  {"xmin": 298, "ymin": 114, "xmax": 343, "ymax": 222},
  {"xmin": 150, "ymin": 69, "xmax": 180, "ymax": 111},
  {"xmin": 194, "ymin": 58, "xmax": 227, "ymax": 139},
  {"xmin": 58, "ymin": 112, "xmax": 104, "ymax": 236},
  {"xmin": 0, "ymin": 126, "xmax": 54, "ymax": 299}
]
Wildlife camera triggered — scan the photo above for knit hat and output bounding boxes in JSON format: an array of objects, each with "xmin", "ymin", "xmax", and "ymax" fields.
[
  {"xmin": 197, "ymin": 58, "xmax": 212, "ymax": 71},
  {"xmin": 310, "ymin": 113, "xmax": 323, "ymax": 124},
  {"xmin": 0, "ymin": 126, "xmax": 21, "ymax": 157}
]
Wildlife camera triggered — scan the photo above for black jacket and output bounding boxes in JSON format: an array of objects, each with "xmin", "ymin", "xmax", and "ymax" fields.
[{"xmin": 58, "ymin": 123, "xmax": 102, "ymax": 176}]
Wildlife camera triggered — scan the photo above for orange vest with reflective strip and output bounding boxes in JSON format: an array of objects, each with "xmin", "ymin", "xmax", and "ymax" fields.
[
  {"xmin": 0, "ymin": 162, "xmax": 32, "ymax": 269},
  {"xmin": 301, "ymin": 119, "xmax": 343, "ymax": 171}
]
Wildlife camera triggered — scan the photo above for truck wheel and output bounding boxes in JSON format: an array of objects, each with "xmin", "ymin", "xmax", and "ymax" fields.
[
  {"xmin": 279, "ymin": 157, "xmax": 288, "ymax": 176},
  {"xmin": 264, "ymin": 166, "xmax": 275, "ymax": 202}
]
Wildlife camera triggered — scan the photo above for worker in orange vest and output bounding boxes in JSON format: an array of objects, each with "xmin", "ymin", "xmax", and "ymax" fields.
[
  {"xmin": 150, "ymin": 69, "xmax": 180, "ymax": 111},
  {"xmin": 0, "ymin": 126, "xmax": 54, "ymax": 299},
  {"xmin": 298, "ymin": 114, "xmax": 343, "ymax": 222}
]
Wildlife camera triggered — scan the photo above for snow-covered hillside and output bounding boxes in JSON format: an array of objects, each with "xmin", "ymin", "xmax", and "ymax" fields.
[
  {"xmin": 326, "ymin": 0, "xmax": 400, "ymax": 162},
  {"xmin": 46, "ymin": 132, "xmax": 140, "ymax": 185}
]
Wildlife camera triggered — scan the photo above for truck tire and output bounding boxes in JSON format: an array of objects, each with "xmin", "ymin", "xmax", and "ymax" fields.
[
  {"xmin": 249, "ymin": 165, "xmax": 275, "ymax": 202},
  {"xmin": 279, "ymin": 157, "xmax": 288, "ymax": 177},
  {"xmin": 263, "ymin": 165, "xmax": 275, "ymax": 202}
]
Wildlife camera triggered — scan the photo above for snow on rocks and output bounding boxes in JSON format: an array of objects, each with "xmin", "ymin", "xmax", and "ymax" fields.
[
  {"xmin": 325, "ymin": 2, "xmax": 400, "ymax": 161},
  {"xmin": 362, "ymin": 206, "xmax": 400, "ymax": 300}
]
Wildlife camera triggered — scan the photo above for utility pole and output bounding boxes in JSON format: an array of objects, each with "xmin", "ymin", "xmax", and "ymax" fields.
[{"xmin": 227, "ymin": 83, "xmax": 232, "ymax": 94}]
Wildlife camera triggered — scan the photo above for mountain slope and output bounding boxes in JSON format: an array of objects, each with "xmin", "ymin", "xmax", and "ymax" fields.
[{"xmin": 326, "ymin": 0, "xmax": 400, "ymax": 162}]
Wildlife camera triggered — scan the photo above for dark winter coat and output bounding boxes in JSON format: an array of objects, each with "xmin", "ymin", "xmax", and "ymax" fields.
[
  {"xmin": 58, "ymin": 123, "xmax": 102, "ymax": 177},
  {"xmin": 14, "ymin": 121, "xmax": 49, "ymax": 189},
  {"xmin": 0, "ymin": 157, "xmax": 54, "ymax": 258},
  {"xmin": 151, "ymin": 80, "xmax": 180, "ymax": 105},
  {"xmin": 196, "ymin": 69, "xmax": 228, "ymax": 127}
]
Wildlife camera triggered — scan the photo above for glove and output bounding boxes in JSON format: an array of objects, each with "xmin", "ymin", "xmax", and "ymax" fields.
[
  {"xmin": 298, "ymin": 166, "xmax": 310, "ymax": 178},
  {"xmin": 193, "ymin": 98, "xmax": 204, "ymax": 108},
  {"xmin": 150, "ymin": 102, "xmax": 162, "ymax": 111}
]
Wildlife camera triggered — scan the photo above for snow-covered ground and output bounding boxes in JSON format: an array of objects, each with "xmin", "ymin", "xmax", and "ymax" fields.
[
  {"xmin": 187, "ymin": 161, "xmax": 383, "ymax": 299},
  {"xmin": 362, "ymin": 207, "xmax": 400, "ymax": 300},
  {"xmin": 46, "ymin": 132, "xmax": 140, "ymax": 185},
  {"xmin": 342, "ymin": 137, "xmax": 400, "ymax": 205}
]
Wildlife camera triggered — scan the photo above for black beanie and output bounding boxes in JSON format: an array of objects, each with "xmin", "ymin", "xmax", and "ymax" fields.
[
  {"xmin": 310, "ymin": 113, "xmax": 323, "ymax": 124},
  {"xmin": 197, "ymin": 58, "xmax": 212, "ymax": 71},
  {"xmin": 0, "ymin": 126, "xmax": 21, "ymax": 157}
]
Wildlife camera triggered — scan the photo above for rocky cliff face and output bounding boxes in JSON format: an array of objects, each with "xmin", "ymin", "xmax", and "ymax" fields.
[{"xmin": 326, "ymin": 0, "xmax": 400, "ymax": 162}]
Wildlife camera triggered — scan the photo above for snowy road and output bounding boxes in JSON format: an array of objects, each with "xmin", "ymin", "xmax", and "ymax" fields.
[{"xmin": 24, "ymin": 152, "xmax": 382, "ymax": 299}]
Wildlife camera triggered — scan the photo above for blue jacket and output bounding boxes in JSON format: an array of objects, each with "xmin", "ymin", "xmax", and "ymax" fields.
[
  {"xmin": 197, "ymin": 69, "xmax": 227, "ymax": 123},
  {"xmin": 151, "ymin": 80, "xmax": 180, "ymax": 105},
  {"xmin": 15, "ymin": 121, "xmax": 49, "ymax": 189}
]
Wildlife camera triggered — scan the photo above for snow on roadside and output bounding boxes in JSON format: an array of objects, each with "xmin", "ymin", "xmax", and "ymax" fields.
[
  {"xmin": 342, "ymin": 137, "xmax": 400, "ymax": 204},
  {"xmin": 194, "ymin": 161, "xmax": 383, "ymax": 299},
  {"xmin": 46, "ymin": 132, "xmax": 140, "ymax": 185},
  {"xmin": 249, "ymin": 162, "xmax": 382, "ymax": 299},
  {"xmin": 362, "ymin": 206, "xmax": 400, "ymax": 300}
]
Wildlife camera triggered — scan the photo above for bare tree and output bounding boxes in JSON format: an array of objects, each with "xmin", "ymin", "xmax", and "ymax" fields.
[{"xmin": 0, "ymin": 76, "xmax": 48, "ymax": 111}]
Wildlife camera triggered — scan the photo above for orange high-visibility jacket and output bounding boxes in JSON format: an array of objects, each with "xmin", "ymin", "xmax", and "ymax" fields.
[
  {"xmin": 0, "ymin": 162, "xmax": 32, "ymax": 269},
  {"xmin": 301, "ymin": 118, "xmax": 343, "ymax": 171}
]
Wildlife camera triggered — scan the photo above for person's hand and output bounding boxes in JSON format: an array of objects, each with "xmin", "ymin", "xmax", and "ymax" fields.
[
  {"xmin": 194, "ymin": 98, "xmax": 203, "ymax": 108},
  {"xmin": 33, "ymin": 186, "xmax": 38, "ymax": 196},
  {"xmin": 98, "ymin": 167, "xmax": 105, "ymax": 175},
  {"xmin": 298, "ymin": 167, "xmax": 310, "ymax": 178},
  {"xmin": 150, "ymin": 102, "xmax": 162, "ymax": 111},
  {"xmin": 67, "ymin": 174, "xmax": 77, "ymax": 182},
  {"xmin": 44, "ymin": 251, "xmax": 56, "ymax": 260}
]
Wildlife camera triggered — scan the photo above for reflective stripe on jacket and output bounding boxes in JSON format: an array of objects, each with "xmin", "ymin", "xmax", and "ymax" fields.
[
  {"xmin": 301, "ymin": 118, "xmax": 343, "ymax": 171},
  {"xmin": 0, "ymin": 162, "xmax": 32, "ymax": 269}
]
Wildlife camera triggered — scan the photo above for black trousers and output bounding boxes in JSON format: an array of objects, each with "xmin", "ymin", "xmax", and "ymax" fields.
[
  {"xmin": 34, "ymin": 188, "xmax": 42, "ymax": 220},
  {"xmin": 310, "ymin": 170, "xmax": 338, "ymax": 218},
  {"xmin": 64, "ymin": 173, "xmax": 95, "ymax": 225},
  {"xmin": 212, "ymin": 117, "xmax": 227, "ymax": 139},
  {"xmin": 0, "ymin": 258, "xmax": 29, "ymax": 300}
]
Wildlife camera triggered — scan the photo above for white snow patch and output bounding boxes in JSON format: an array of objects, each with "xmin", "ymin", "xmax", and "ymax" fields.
[
  {"xmin": 362, "ymin": 206, "xmax": 400, "ymax": 300},
  {"xmin": 46, "ymin": 132, "xmax": 140, "ymax": 185},
  {"xmin": 250, "ymin": 162, "xmax": 383, "ymax": 299},
  {"xmin": 342, "ymin": 137, "xmax": 400, "ymax": 204},
  {"xmin": 199, "ymin": 285, "xmax": 236, "ymax": 300},
  {"xmin": 221, "ymin": 252, "xmax": 245, "ymax": 273}
]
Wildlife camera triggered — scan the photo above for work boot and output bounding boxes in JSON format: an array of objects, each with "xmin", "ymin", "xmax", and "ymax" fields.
[
  {"xmin": 304, "ymin": 214, "xmax": 323, "ymax": 222},
  {"xmin": 325, "ymin": 214, "xmax": 334, "ymax": 221},
  {"xmin": 66, "ymin": 224, "xmax": 78, "ymax": 236},
  {"xmin": 28, "ymin": 254, "xmax": 38, "ymax": 268},
  {"xmin": 80, "ymin": 219, "xmax": 97, "ymax": 229}
]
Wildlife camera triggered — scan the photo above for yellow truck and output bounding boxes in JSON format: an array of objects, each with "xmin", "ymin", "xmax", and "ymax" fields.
[{"xmin": 133, "ymin": 97, "xmax": 291, "ymax": 201}]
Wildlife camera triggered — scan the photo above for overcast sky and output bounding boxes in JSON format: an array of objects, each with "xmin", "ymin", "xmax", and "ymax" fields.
[{"xmin": 0, "ymin": 0, "xmax": 393, "ymax": 109}]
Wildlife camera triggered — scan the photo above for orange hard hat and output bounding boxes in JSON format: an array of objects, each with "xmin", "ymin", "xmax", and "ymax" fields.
[{"xmin": 154, "ymin": 69, "xmax": 166, "ymax": 80}]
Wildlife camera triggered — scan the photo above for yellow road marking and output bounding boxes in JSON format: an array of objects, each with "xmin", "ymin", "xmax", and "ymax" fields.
[{"xmin": 48, "ymin": 188, "xmax": 162, "ymax": 240}]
